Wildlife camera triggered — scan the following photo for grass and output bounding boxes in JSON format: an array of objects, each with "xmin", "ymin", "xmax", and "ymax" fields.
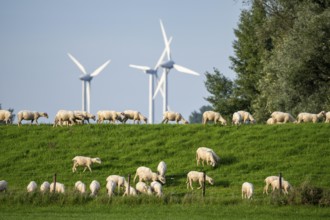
[{"xmin": 0, "ymin": 123, "xmax": 329, "ymax": 219}]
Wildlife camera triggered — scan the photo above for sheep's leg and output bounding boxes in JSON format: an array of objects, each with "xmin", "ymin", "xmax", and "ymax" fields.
[
  {"xmin": 87, "ymin": 165, "xmax": 92, "ymax": 172},
  {"xmin": 83, "ymin": 167, "xmax": 87, "ymax": 172},
  {"xmin": 198, "ymin": 180, "xmax": 203, "ymax": 189},
  {"xmin": 190, "ymin": 179, "xmax": 194, "ymax": 190}
]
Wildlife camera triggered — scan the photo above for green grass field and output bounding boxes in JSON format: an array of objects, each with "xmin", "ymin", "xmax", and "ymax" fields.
[{"xmin": 0, "ymin": 123, "xmax": 329, "ymax": 219}]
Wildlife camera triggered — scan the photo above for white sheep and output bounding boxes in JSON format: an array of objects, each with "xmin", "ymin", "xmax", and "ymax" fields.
[
  {"xmin": 270, "ymin": 179, "xmax": 292, "ymax": 194},
  {"xmin": 232, "ymin": 112, "xmax": 242, "ymax": 125},
  {"xmin": 106, "ymin": 180, "xmax": 117, "ymax": 197},
  {"xmin": 326, "ymin": 112, "xmax": 330, "ymax": 123},
  {"xmin": 17, "ymin": 110, "xmax": 48, "ymax": 126},
  {"xmin": 242, "ymin": 182, "xmax": 254, "ymax": 199},
  {"xmin": 89, "ymin": 180, "xmax": 101, "ymax": 197},
  {"xmin": 133, "ymin": 166, "xmax": 165, "ymax": 184},
  {"xmin": 50, "ymin": 182, "xmax": 65, "ymax": 194},
  {"xmin": 73, "ymin": 111, "xmax": 96, "ymax": 124},
  {"xmin": 0, "ymin": 110, "xmax": 12, "ymax": 125},
  {"xmin": 196, "ymin": 147, "xmax": 220, "ymax": 167},
  {"xmin": 266, "ymin": 118, "xmax": 275, "ymax": 125},
  {"xmin": 297, "ymin": 111, "xmax": 326, "ymax": 123},
  {"xmin": 123, "ymin": 183, "xmax": 137, "ymax": 196},
  {"xmin": 53, "ymin": 110, "xmax": 84, "ymax": 127},
  {"xmin": 161, "ymin": 111, "xmax": 188, "ymax": 124},
  {"xmin": 106, "ymin": 175, "xmax": 127, "ymax": 194},
  {"xmin": 186, "ymin": 171, "xmax": 214, "ymax": 190},
  {"xmin": 237, "ymin": 110, "xmax": 256, "ymax": 124},
  {"xmin": 263, "ymin": 176, "xmax": 285, "ymax": 194},
  {"xmin": 72, "ymin": 156, "xmax": 101, "ymax": 173},
  {"xmin": 271, "ymin": 111, "xmax": 296, "ymax": 123},
  {"xmin": 0, "ymin": 180, "xmax": 8, "ymax": 192},
  {"xmin": 97, "ymin": 110, "xmax": 123, "ymax": 124},
  {"xmin": 151, "ymin": 181, "xmax": 163, "ymax": 197},
  {"xmin": 40, "ymin": 181, "xmax": 50, "ymax": 193},
  {"xmin": 75, "ymin": 181, "xmax": 86, "ymax": 194},
  {"xmin": 202, "ymin": 111, "xmax": 227, "ymax": 125},
  {"xmin": 27, "ymin": 181, "xmax": 38, "ymax": 193},
  {"xmin": 136, "ymin": 182, "xmax": 152, "ymax": 195},
  {"xmin": 121, "ymin": 110, "xmax": 148, "ymax": 124},
  {"xmin": 157, "ymin": 161, "xmax": 167, "ymax": 179}
]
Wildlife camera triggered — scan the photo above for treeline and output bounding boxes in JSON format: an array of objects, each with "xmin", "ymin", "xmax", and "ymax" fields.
[{"xmin": 192, "ymin": 0, "xmax": 330, "ymax": 123}]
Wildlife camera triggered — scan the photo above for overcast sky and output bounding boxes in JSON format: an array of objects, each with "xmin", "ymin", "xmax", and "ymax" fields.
[{"xmin": 0, "ymin": 0, "xmax": 246, "ymax": 124}]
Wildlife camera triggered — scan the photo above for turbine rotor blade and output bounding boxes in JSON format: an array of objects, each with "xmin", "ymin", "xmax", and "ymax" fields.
[
  {"xmin": 68, "ymin": 53, "xmax": 87, "ymax": 75},
  {"xmin": 153, "ymin": 71, "xmax": 166, "ymax": 99},
  {"xmin": 173, "ymin": 64, "xmax": 200, "ymax": 76},
  {"xmin": 160, "ymin": 19, "xmax": 171, "ymax": 60},
  {"xmin": 129, "ymin": 64, "xmax": 151, "ymax": 72},
  {"xmin": 154, "ymin": 36, "xmax": 173, "ymax": 69},
  {"xmin": 90, "ymin": 60, "xmax": 111, "ymax": 77}
]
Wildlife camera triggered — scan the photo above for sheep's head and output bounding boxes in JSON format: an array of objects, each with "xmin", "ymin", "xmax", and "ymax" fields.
[
  {"xmin": 43, "ymin": 113, "xmax": 49, "ymax": 118},
  {"xmin": 158, "ymin": 175, "xmax": 166, "ymax": 184},
  {"xmin": 144, "ymin": 117, "xmax": 148, "ymax": 123},
  {"xmin": 92, "ymin": 158, "xmax": 102, "ymax": 164},
  {"xmin": 207, "ymin": 177, "xmax": 214, "ymax": 185}
]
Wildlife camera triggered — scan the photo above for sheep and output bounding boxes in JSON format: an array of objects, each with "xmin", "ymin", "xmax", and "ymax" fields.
[
  {"xmin": 97, "ymin": 110, "xmax": 123, "ymax": 124},
  {"xmin": 40, "ymin": 181, "xmax": 50, "ymax": 193},
  {"xmin": 106, "ymin": 175, "xmax": 127, "ymax": 194},
  {"xmin": 73, "ymin": 111, "xmax": 96, "ymax": 124},
  {"xmin": 0, "ymin": 180, "xmax": 8, "ymax": 192},
  {"xmin": 0, "ymin": 110, "xmax": 12, "ymax": 125},
  {"xmin": 89, "ymin": 180, "xmax": 100, "ymax": 197},
  {"xmin": 121, "ymin": 110, "xmax": 148, "ymax": 124},
  {"xmin": 196, "ymin": 147, "xmax": 220, "ymax": 167},
  {"xmin": 53, "ymin": 110, "xmax": 84, "ymax": 127},
  {"xmin": 136, "ymin": 182, "xmax": 152, "ymax": 195},
  {"xmin": 161, "ymin": 111, "xmax": 188, "ymax": 124},
  {"xmin": 123, "ymin": 183, "xmax": 137, "ymax": 196},
  {"xmin": 106, "ymin": 180, "xmax": 117, "ymax": 197},
  {"xmin": 242, "ymin": 182, "xmax": 254, "ymax": 199},
  {"xmin": 157, "ymin": 161, "xmax": 167, "ymax": 179},
  {"xmin": 72, "ymin": 156, "xmax": 101, "ymax": 173},
  {"xmin": 266, "ymin": 118, "xmax": 275, "ymax": 125},
  {"xmin": 326, "ymin": 112, "xmax": 330, "ymax": 123},
  {"xmin": 263, "ymin": 176, "xmax": 285, "ymax": 194},
  {"xmin": 17, "ymin": 110, "xmax": 48, "ymax": 126},
  {"xmin": 27, "ymin": 181, "xmax": 38, "ymax": 193},
  {"xmin": 202, "ymin": 111, "xmax": 227, "ymax": 125},
  {"xmin": 151, "ymin": 181, "xmax": 163, "ymax": 197},
  {"xmin": 133, "ymin": 166, "xmax": 166, "ymax": 184},
  {"xmin": 237, "ymin": 110, "xmax": 256, "ymax": 124},
  {"xmin": 50, "ymin": 182, "xmax": 65, "ymax": 194},
  {"xmin": 271, "ymin": 111, "xmax": 297, "ymax": 123},
  {"xmin": 270, "ymin": 179, "xmax": 292, "ymax": 194},
  {"xmin": 186, "ymin": 171, "xmax": 214, "ymax": 190},
  {"xmin": 74, "ymin": 181, "xmax": 86, "ymax": 194},
  {"xmin": 297, "ymin": 111, "xmax": 326, "ymax": 123},
  {"xmin": 232, "ymin": 112, "xmax": 242, "ymax": 125}
]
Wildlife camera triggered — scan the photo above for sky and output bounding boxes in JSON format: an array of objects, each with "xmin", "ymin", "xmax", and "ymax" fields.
[{"xmin": 0, "ymin": 0, "xmax": 247, "ymax": 124}]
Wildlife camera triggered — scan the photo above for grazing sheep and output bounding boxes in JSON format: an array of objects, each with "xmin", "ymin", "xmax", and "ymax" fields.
[
  {"xmin": 0, "ymin": 180, "xmax": 8, "ymax": 192},
  {"xmin": 157, "ymin": 161, "xmax": 167, "ymax": 179},
  {"xmin": 151, "ymin": 181, "xmax": 163, "ymax": 197},
  {"xmin": 237, "ymin": 111, "xmax": 256, "ymax": 124},
  {"xmin": 72, "ymin": 156, "xmax": 101, "ymax": 173},
  {"xmin": 17, "ymin": 111, "xmax": 48, "ymax": 126},
  {"xmin": 270, "ymin": 179, "xmax": 292, "ymax": 194},
  {"xmin": 40, "ymin": 181, "xmax": 50, "ymax": 193},
  {"xmin": 50, "ymin": 182, "xmax": 65, "ymax": 194},
  {"xmin": 133, "ymin": 166, "xmax": 166, "ymax": 184},
  {"xmin": 326, "ymin": 112, "xmax": 330, "ymax": 123},
  {"xmin": 136, "ymin": 182, "xmax": 152, "ymax": 195},
  {"xmin": 106, "ymin": 180, "xmax": 117, "ymax": 197},
  {"xmin": 53, "ymin": 110, "xmax": 84, "ymax": 127},
  {"xmin": 0, "ymin": 110, "xmax": 12, "ymax": 125},
  {"xmin": 89, "ymin": 180, "xmax": 101, "ymax": 197},
  {"xmin": 161, "ymin": 111, "xmax": 188, "ymax": 124},
  {"xmin": 75, "ymin": 181, "xmax": 86, "ymax": 194},
  {"xmin": 121, "ymin": 110, "xmax": 148, "ymax": 124},
  {"xmin": 202, "ymin": 111, "xmax": 227, "ymax": 125},
  {"xmin": 123, "ymin": 183, "xmax": 137, "ymax": 196},
  {"xmin": 263, "ymin": 176, "xmax": 285, "ymax": 194},
  {"xmin": 106, "ymin": 175, "xmax": 127, "ymax": 194},
  {"xmin": 97, "ymin": 110, "xmax": 123, "ymax": 124},
  {"xmin": 186, "ymin": 171, "xmax": 214, "ymax": 190},
  {"xmin": 27, "ymin": 181, "xmax": 38, "ymax": 193},
  {"xmin": 196, "ymin": 147, "xmax": 220, "ymax": 167},
  {"xmin": 232, "ymin": 112, "xmax": 242, "ymax": 125},
  {"xmin": 242, "ymin": 182, "xmax": 254, "ymax": 199},
  {"xmin": 271, "ymin": 111, "xmax": 296, "ymax": 123},
  {"xmin": 266, "ymin": 118, "xmax": 275, "ymax": 125},
  {"xmin": 73, "ymin": 111, "xmax": 96, "ymax": 124},
  {"xmin": 297, "ymin": 111, "xmax": 326, "ymax": 123}
]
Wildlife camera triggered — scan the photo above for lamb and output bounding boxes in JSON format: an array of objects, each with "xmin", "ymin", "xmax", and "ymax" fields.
[
  {"xmin": 121, "ymin": 110, "xmax": 148, "ymax": 124},
  {"xmin": 0, "ymin": 110, "xmax": 12, "ymax": 125},
  {"xmin": 157, "ymin": 161, "xmax": 167, "ymax": 179},
  {"xmin": 151, "ymin": 181, "xmax": 163, "ymax": 197},
  {"xmin": 297, "ymin": 111, "xmax": 326, "ymax": 123},
  {"xmin": 202, "ymin": 111, "xmax": 227, "ymax": 125},
  {"xmin": 17, "ymin": 110, "xmax": 48, "ymax": 126},
  {"xmin": 326, "ymin": 112, "xmax": 330, "ymax": 123},
  {"xmin": 123, "ymin": 183, "xmax": 137, "ymax": 196},
  {"xmin": 106, "ymin": 180, "xmax": 117, "ymax": 197},
  {"xmin": 136, "ymin": 182, "xmax": 152, "ymax": 195},
  {"xmin": 0, "ymin": 180, "xmax": 8, "ymax": 192},
  {"xmin": 50, "ymin": 182, "xmax": 65, "ymax": 194},
  {"xmin": 27, "ymin": 181, "xmax": 38, "ymax": 193},
  {"xmin": 237, "ymin": 110, "xmax": 256, "ymax": 124},
  {"xmin": 242, "ymin": 182, "xmax": 254, "ymax": 199},
  {"xmin": 133, "ymin": 166, "xmax": 166, "ymax": 184},
  {"xmin": 73, "ymin": 111, "xmax": 96, "ymax": 124},
  {"xmin": 186, "ymin": 171, "xmax": 214, "ymax": 190},
  {"xmin": 74, "ymin": 181, "xmax": 86, "ymax": 194},
  {"xmin": 40, "ymin": 181, "xmax": 50, "ymax": 193},
  {"xmin": 232, "ymin": 112, "xmax": 242, "ymax": 125},
  {"xmin": 263, "ymin": 176, "xmax": 285, "ymax": 194},
  {"xmin": 266, "ymin": 118, "xmax": 275, "ymax": 125},
  {"xmin": 196, "ymin": 147, "xmax": 220, "ymax": 167},
  {"xmin": 106, "ymin": 175, "xmax": 127, "ymax": 194},
  {"xmin": 97, "ymin": 110, "xmax": 123, "ymax": 124},
  {"xmin": 270, "ymin": 179, "xmax": 292, "ymax": 194},
  {"xmin": 53, "ymin": 110, "xmax": 84, "ymax": 127},
  {"xmin": 161, "ymin": 111, "xmax": 188, "ymax": 124},
  {"xmin": 72, "ymin": 156, "xmax": 101, "ymax": 173},
  {"xmin": 89, "ymin": 180, "xmax": 101, "ymax": 197},
  {"xmin": 271, "ymin": 111, "xmax": 297, "ymax": 123}
]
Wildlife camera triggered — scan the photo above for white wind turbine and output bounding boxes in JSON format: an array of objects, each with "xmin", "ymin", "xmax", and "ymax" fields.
[
  {"xmin": 129, "ymin": 37, "xmax": 172, "ymax": 124},
  {"xmin": 68, "ymin": 53, "xmax": 111, "ymax": 113},
  {"xmin": 154, "ymin": 20, "xmax": 200, "ymax": 113}
]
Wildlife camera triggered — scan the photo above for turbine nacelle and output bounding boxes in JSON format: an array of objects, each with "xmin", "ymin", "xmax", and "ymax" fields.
[
  {"xmin": 160, "ymin": 60, "xmax": 175, "ymax": 69},
  {"xmin": 79, "ymin": 75, "xmax": 93, "ymax": 81}
]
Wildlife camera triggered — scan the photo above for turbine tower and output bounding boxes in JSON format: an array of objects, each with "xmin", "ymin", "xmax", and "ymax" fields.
[
  {"xmin": 68, "ymin": 53, "xmax": 111, "ymax": 113},
  {"xmin": 154, "ymin": 20, "xmax": 200, "ymax": 113}
]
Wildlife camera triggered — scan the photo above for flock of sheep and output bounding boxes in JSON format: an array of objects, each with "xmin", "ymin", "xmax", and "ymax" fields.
[
  {"xmin": 0, "ymin": 147, "xmax": 292, "ymax": 200},
  {"xmin": 0, "ymin": 109, "xmax": 329, "ymax": 125}
]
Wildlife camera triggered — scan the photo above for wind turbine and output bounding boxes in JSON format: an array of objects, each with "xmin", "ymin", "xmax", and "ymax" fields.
[
  {"xmin": 129, "ymin": 37, "xmax": 172, "ymax": 124},
  {"xmin": 68, "ymin": 53, "xmax": 111, "ymax": 113},
  {"xmin": 154, "ymin": 20, "xmax": 200, "ymax": 113}
]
